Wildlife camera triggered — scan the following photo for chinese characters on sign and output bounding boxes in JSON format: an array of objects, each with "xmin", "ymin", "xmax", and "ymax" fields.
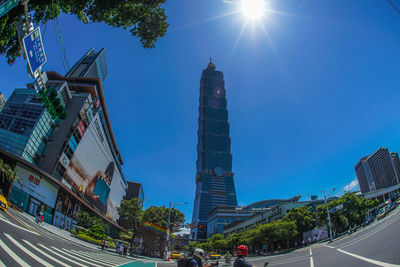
[
  {"xmin": 22, "ymin": 27, "xmax": 47, "ymax": 75},
  {"xmin": 28, "ymin": 174, "xmax": 41, "ymax": 186}
]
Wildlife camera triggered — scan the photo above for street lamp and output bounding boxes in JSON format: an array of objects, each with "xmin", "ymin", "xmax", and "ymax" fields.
[
  {"xmin": 165, "ymin": 201, "xmax": 188, "ymax": 260},
  {"xmin": 321, "ymin": 188, "xmax": 335, "ymax": 242}
]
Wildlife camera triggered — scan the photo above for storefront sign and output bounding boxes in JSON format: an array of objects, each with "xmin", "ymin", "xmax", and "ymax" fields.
[{"xmin": 15, "ymin": 164, "xmax": 59, "ymax": 208}]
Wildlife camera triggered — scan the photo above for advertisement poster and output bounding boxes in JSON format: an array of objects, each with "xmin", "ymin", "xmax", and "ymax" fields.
[{"xmin": 63, "ymin": 113, "xmax": 126, "ymax": 221}]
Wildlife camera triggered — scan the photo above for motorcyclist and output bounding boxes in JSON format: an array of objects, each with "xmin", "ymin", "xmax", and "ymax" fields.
[
  {"xmin": 224, "ymin": 251, "xmax": 231, "ymax": 264},
  {"xmin": 190, "ymin": 248, "xmax": 218, "ymax": 267},
  {"xmin": 234, "ymin": 245, "xmax": 253, "ymax": 267}
]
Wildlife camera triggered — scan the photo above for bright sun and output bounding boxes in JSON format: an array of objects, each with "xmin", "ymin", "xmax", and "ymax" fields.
[{"xmin": 241, "ymin": 0, "xmax": 265, "ymax": 19}]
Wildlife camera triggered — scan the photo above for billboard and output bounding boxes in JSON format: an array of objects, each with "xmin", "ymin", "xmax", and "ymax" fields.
[{"xmin": 63, "ymin": 112, "xmax": 126, "ymax": 221}]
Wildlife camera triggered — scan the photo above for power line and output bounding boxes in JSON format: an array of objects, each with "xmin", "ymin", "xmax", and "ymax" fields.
[{"xmin": 386, "ymin": 0, "xmax": 400, "ymax": 16}]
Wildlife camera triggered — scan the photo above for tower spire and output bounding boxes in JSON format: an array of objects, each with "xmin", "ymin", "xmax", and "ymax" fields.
[{"xmin": 207, "ymin": 57, "xmax": 216, "ymax": 70}]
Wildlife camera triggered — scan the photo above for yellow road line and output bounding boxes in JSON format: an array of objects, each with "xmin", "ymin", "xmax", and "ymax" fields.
[{"xmin": 6, "ymin": 210, "xmax": 41, "ymax": 236}]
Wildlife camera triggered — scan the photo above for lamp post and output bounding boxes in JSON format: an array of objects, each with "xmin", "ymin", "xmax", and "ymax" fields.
[
  {"xmin": 321, "ymin": 188, "xmax": 335, "ymax": 242},
  {"xmin": 165, "ymin": 201, "xmax": 187, "ymax": 260}
]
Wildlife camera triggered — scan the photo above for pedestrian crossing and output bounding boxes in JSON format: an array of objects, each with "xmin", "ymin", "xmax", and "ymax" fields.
[{"xmin": 0, "ymin": 233, "xmax": 139, "ymax": 267}]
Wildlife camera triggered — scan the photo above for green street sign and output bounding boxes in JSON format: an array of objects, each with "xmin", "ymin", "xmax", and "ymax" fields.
[{"xmin": 0, "ymin": 0, "xmax": 19, "ymax": 18}]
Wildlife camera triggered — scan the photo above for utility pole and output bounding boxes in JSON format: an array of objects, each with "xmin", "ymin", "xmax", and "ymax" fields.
[{"xmin": 321, "ymin": 188, "xmax": 335, "ymax": 242}]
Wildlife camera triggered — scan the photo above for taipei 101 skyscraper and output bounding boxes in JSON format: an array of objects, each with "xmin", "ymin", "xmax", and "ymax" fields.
[{"xmin": 191, "ymin": 59, "xmax": 238, "ymax": 240}]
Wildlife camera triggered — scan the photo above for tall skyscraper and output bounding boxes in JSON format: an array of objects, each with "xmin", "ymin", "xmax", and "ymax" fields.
[
  {"xmin": 66, "ymin": 48, "xmax": 108, "ymax": 82},
  {"xmin": 355, "ymin": 147, "xmax": 399, "ymax": 193},
  {"xmin": 191, "ymin": 60, "xmax": 238, "ymax": 240}
]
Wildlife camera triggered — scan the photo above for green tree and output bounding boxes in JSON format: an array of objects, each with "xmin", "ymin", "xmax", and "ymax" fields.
[
  {"xmin": 117, "ymin": 198, "xmax": 143, "ymax": 244},
  {"xmin": 142, "ymin": 205, "xmax": 185, "ymax": 228},
  {"xmin": 0, "ymin": 0, "xmax": 168, "ymax": 64},
  {"xmin": 283, "ymin": 206, "xmax": 316, "ymax": 240}
]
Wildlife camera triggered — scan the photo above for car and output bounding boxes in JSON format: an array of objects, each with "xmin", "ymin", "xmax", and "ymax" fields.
[
  {"xmin": 171, "ymin": 251, "xmax": 183, "ymax": 259},
  {"xmin": 0, "ymin": 192, "xmax": 8, "ymax": 212},
  {"xmin": 209, "ymin": 252, "xmax": 221, "ymax": 260}
]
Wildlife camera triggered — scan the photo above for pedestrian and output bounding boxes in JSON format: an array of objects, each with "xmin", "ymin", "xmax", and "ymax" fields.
[
  {"xmin": 301, "ymin": 240, "xmax": 304, "ymax": 247},
  {"xmin": 40, "ymin": 213, "xmax": 44, "ymax": 226},
  {"xmin": 119, "ymin": 243, "xmax": 124, "ymax": 256},
  {"xmin": 105, "ymin": 240, "xmax": 109, "ymax": 252},
  {"xmin": 234, "ymin": 245, "xmax": 257, "ymax": 267},
  {"xmin": 277, "ymin": 244, "xmax": 281, "ymax": 253},
  {"xmin": 101, "ymin": 239, "xmax": 105, "ymax": 251},
  {"xmin": 294, "ymin": 241, "xmax": 298, "ymax": 248},
  {"xmin": 123, "ymin": 244, "xmax": 128, "ymax": 258},
  {"xmin": 116, "ymin": 241, "xmax": 120, "ymax": 254}
]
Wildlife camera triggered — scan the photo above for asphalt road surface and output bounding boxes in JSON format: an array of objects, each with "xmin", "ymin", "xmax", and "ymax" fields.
[
  {"xmin": 0, "ymin": 208, "xmax": 156, "ymax": 267},
  {"xmin": 160, "ymin": 206, "xmax": 400, "ymax": 267}
]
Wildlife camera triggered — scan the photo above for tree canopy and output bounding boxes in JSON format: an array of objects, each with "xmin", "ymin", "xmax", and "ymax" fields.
[{"xmin": 0, "ymin": 0, "xmax": 168, "ymax": 64}]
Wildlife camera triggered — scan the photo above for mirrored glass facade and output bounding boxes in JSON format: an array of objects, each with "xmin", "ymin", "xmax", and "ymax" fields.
[{"xmin": 0, "ymin": 89, "xmax": 53, "ymax": 164}]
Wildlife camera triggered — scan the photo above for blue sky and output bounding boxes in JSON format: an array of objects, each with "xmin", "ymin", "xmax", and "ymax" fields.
[{"xmin": 1, "ymin": 0, "xmax": 400, "ymax": 221}]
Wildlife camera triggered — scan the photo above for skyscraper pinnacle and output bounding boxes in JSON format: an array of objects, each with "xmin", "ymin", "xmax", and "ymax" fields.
[{"xmin": 207, "ymin": 57, "xmax": 216, "ymax": 70}]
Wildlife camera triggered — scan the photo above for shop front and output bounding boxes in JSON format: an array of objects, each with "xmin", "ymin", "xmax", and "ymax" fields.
[
  {"xmin": 9, "ymin": 163, "xmax": 59, "ymax": 224},
  {"xmin": 53, "ymin": 191, "xmax": 79, "ymax": 230}
]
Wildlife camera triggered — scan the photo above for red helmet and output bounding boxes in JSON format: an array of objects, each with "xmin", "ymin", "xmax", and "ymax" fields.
[{"xmin": 236, "ymin": 245, "xmax": 248, "ymax": 256}]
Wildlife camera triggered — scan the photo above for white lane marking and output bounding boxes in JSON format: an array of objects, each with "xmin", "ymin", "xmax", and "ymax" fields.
[
  {"xmin": 65, "ymin": 249, "xmax": 120, "ymax": 265},
  {"xmin": 309, "ymin": 248, "xmax": 314, "ymax": 267},
  {"xmin": 37, "ymin": 243, "xmax": 90, "ymax": 267},
  {"xmin": 0, "ymin": 238, "xmax": 30, "ymax": 267},
  {"xmin": 4, "ymin": 234, "xmax": 54, "ymax": 267},
  {"xmin": 338, "ymin": 212, "xmax": 400, "ymax": 249},
  {"xmin": 337, "ymin": 248, "xmax": 400, "ymax": 267},
  {"xmin": 0, "ymin": 259, "xmax": 5, "ymax": 267},
  {"xmin": 322, "ymin": 244, "xmax": 335, "ymax": 249},
  {"xmin": 0, "ymin": 215, "xmax": 39, "ymax": 235},
  {"xmin": 23, "ymin": 240, "xmax": 71, "ymax": 267}
]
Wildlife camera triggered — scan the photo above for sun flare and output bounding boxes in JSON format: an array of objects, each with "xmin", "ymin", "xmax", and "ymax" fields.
[{"xmin": 241, "ymin": 0, "xmax": 265, "ymax": 19}]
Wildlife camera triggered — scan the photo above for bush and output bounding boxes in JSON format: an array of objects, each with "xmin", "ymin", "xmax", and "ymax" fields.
[
  {"xmin": 88, "ymin": 223, "xmax": 107, "ymax": 240},
  {"xmin": 75, "ymin": 233, "xmax": 116, "ymax": 248},
  {"xmin": 70, "ymin": 229, "xmax": 77, "ymax": 236}
]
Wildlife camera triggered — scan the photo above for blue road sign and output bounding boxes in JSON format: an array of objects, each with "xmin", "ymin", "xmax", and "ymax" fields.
[
  {"xmin": 23, "ymin": 27, "xmax": 47, "ymax": 75},
  {"xmin": 0, "ymin": 0, "xmax": 19, "ymax": 18}
]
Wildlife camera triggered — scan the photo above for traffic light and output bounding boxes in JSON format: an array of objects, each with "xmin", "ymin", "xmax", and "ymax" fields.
[{"xmin": 198, "ymin": 224, "xmax": 204, "ymax": 229}]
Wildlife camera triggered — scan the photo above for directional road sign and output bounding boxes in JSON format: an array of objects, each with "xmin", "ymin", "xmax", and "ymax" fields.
[
  {"xmin": 23, "ymin": 27, "xmax": 47, "ymax": 75},
  {"xmin": 0, "ymin": 0, "xmax": 19, "ymax": 18}
]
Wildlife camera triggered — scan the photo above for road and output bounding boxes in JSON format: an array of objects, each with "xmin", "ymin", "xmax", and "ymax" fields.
[
  {"xmin": 0, "ymin": 208, "xmax": 156, "ymax": 267},
  {"xmin": 159, "ymin": 206, "xmax": 400, "ymax": 267}
]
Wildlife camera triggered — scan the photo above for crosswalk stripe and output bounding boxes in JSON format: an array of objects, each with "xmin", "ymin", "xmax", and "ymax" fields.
[
  {"xmin": 75, "ymin": 250, "xmax": 127, "ymax": 263},
  {"xmin": 50, "ymin": 246, "xmax": 102, "ymax": 267},
  {"xmin": 68, "ymin": 249, "xmax": 121, "ymax": 265},
  {"xmin": 4, "ymin": 234, "xmax": 54, "ymax": 267},
  {"xmin": 37, "ymin": 243, "xmax": 90, "ymax": 267},
  {"xmin": 0, "ymin": 258, "xmax": 6, "ymax": 267},
  {"xmin": 0, "ymin": 238, "xmax": 30, "ymax": 267},
  {"xmin": 23, "ymin": 240, "xmax": 71, "ymax": 267},
  {"xmin": 59, "ymin": 248, "xmax": 114, "ymax": 266}
]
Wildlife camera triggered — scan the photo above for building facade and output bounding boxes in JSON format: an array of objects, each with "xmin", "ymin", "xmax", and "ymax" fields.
[
  {"xmin": 0, "ymin": 88, "xmax": 54, "ymax": 164},
  {"xmin": 191, "ymin": 60, "xmax": 238, "ymax": 240},
  {"xmin": 223, "ymin": 200, "xmax": 324, "ymax": 236},
  {"xmin": 0, "ymin": 92, "xmax": 6, "ymax": 111},
  {"xmin": 3, "ymin": 48, "xmax": 128, "ymax": 232},
  {"xmin": 355, "ymin": 148, "xmax": 399, "ymax": 193},
  {"xmin": 390, "ymin": 152, "xmax": 400, "ymax": 184}
]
